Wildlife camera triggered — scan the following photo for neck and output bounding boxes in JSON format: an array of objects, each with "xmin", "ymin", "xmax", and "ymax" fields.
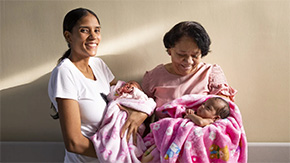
[{"xmin": 69, "ymin": 55, "xmax": 91, "ymax": 73}]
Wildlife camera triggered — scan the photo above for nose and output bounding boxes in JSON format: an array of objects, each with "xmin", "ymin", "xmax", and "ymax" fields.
[
  {"xmin": 89, "ymin": 31, "xmax": 100, "ymax": 40},
  {"xmin": 184, "ymin": 56, "xmax": 194, "ymax": 64}
]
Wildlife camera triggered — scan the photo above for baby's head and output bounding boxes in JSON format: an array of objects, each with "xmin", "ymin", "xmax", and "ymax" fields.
[
  {"xmin": 117, "ymin": 81, "xmax": 141, "ymax": 94},
  {"xmin": 196, "ymin": 97, "xmax": 230, "ymax": 120}
]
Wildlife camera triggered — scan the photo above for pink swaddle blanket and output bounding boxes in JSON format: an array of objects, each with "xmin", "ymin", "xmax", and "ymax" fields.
[
  {"xmin": 90, "ymin": 80, "xmax": 156, "ymax": 163},
  {"xmin": 143, "ymin": 94, "xmax": 247, "ymax": 163}
]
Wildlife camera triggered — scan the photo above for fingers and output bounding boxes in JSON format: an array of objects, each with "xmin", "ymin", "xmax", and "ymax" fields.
[
  {"xmin": 145, "ymin": 145, "xmax": 156, "ymax": 155},
  {"xmin": 120, "ymin": 117, "xmax": 137, "ymax": 145},
  {"xmin": 141, "ymin": 145, "xmax": 156, "ymax": 163},
  {"xmin": 133, "ymin": 128, "xmax": 137, "ymax": 145},
  {"xmin": 126, "ymin": 124, "xmax": 133, "ymax": 142},
  {"xmin": 120, "ymin": 119, "xmax": 130, "ymax": 138},
  {"xmin": 120, "ymin": 108, "xmax": 148, "ymax": 144},
  {"xmin": 125, "ymin": 123, "xmax": 138, "ymax": 145}
]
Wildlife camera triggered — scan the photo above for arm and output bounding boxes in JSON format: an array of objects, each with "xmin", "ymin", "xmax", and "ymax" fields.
[
  {"xmin": 119, "ymin": 105, "xmax": 148, "ymax": 145},
  {"xmin": 110, "ymin": 79, "xmax": 117, "ymax": 86},
  {"xmin": 184, "ymin": 110, "xmax": 214, "ymax": 127},
  {"xmin": 209, "ymin": 64, "xmax": 237, "ymax": 102},
  {"xmin": 57, "ymin": 98, "xmax": 97, "ymax": 158},
  {"xmin": 218, "ymin": 94, "xmax": 231, "ymax": 101}
]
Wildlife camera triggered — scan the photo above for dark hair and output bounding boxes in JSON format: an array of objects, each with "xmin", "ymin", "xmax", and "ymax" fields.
[
  {"xmin": 214, "ymin": 97, "xmax": 230, "ymax": 119},
  {"xmin": 58, "ymin": 8, "xmax": 100, "ymax": 64},
  {"xmin": 163, "ymin": 21, "xmax": 211, "ymax": 57}
]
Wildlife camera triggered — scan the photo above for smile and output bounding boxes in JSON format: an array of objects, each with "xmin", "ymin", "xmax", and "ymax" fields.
[
  {"xmin": 182, "ymin": 65, "xmax": 192, "ymax": 70},
  {"xmin": 86, "ymin": 43, "xmax": 98, "ymax": 48}
]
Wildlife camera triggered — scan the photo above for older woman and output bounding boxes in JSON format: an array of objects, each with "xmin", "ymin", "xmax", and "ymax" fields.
[{"xmin": 142, "ymin": 21, "xmax": 237, "ymax": 120}]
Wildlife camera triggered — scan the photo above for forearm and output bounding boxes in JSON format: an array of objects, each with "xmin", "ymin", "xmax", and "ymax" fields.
[
  {"xmin": 57, "ymin": 98, "xmax": 97, "ymax": 158},
  {"xmin": 64, "ymin": 135, "xmax": 97, "ymax": 158},
  {"xmin": 185, "ymin": 114, "xmax": 212, "ymax": 127}
]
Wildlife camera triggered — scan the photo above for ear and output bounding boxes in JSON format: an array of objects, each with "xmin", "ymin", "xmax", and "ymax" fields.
[
  {"xmin": 64, "ymin": 31, "xmax": 72, "ymax": 44},
  {"xmin": 213, "ymin": 115, "xmax": 221, "ymax": 121},
  {"xmin": 167, "ymin": 49, "xmax": 172, "ymax": 55}
]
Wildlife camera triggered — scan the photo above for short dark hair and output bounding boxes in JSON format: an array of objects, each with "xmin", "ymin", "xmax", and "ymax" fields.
[
  {"xmin": 214, "ymin": 97, "xmax": 230, "ymax": 119},
  {"xmin": 163, "ymin": 21, "xmax": 211, "ymax": 57}
]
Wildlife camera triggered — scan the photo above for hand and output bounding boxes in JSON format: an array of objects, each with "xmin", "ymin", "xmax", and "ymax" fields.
[
  {"xmin": 118, "ymin": 104, "xmax": 148, "ymax": 145},
  {"xmin": 186, "ymin": 109, "xmax": 195, "ymax": 115},
  {"xmin": 141, "ymin": 145, "xmax": 156, "ymax": 163}
]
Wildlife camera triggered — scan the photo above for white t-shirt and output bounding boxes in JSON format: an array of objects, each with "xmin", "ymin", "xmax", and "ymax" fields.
[{"xmin": 48, "ymin": 57, "xmax": 114, "ymax": 162}]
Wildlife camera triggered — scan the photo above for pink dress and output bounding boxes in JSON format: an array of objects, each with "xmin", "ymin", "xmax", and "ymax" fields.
[{"xmin": 141, "ymin": 62, "xmax": 237, "ymax": 118}]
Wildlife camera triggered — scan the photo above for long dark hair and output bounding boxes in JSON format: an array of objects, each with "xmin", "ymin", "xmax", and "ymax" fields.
[
  {"xmin": 163, "ymin": 21, "xmax": 211, "ymax": 57},
  {"xmin": 51, "ymin": 8, "xmax": 100, "ymax": 119},
  {"xmin": 58, "ymin": 8, "xmax": 100, "ymax": 64}
]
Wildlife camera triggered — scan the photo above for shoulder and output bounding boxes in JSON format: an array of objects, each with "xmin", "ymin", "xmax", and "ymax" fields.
[
  {"xmin": 199, "ymin": 62, "xmax": 223, "ymax": 72},
  {"xmin": 142, "ymin": 64, "xmax": 165, "ymax": 96},
  {"xmin": 209, "ymin": 63, "xmax": 224, "ymax": 74},
  {"xmin": 144, "ymin": 64, "xmax": 166, "ymax": 77},
  {"xmin": 90, "ymin": 57, "xmax": 111, "ymax": 70},
  {"xmin": 51, "ymin": 58, "xmax": 74, "ymax": 76},
  {"xmin": 89, "ymin": 57, "xmax": 106, "ymax": 66},
  {"xmin": 143, "ymin": 64, "xmax": 166, "ymax": 84}
]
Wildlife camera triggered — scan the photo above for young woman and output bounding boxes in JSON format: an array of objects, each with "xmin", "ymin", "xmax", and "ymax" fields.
[{"xmin": 48, "ymin": 8, "xmax": 147, "ymax": 162}]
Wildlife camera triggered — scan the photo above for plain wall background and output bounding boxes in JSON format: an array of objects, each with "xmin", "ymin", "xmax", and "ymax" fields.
[{"xmin": 1, "ymin": 0, "xmax": 289, "ymax": 143}]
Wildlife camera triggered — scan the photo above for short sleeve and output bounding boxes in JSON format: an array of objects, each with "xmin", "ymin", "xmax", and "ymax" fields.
[
  {"xmin": 141, "ymin": 71, "xmax": 154, "ymax": 98},
  {"xmin": 208, "ymin": 64, "xmax": 237, "ymax": 101},
  {"xmin": 48, "ymin": 67, "xmax": 78, "ymax": 111}
]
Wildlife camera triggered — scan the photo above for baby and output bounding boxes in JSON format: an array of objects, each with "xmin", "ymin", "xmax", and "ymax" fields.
[
  {"xmin": 109, "ymin": 80, "xmax": 148, "ymax": 101},
  {"xmin": 184, "ymin": 97, "xmax": 230, "ymax": 127},
  {"xmin": 90, "ymin": 80, "xmax": 156, "ymax": 163}
]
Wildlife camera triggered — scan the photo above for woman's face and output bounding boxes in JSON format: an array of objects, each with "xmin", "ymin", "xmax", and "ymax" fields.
[
  {"xmin": 65, "ymin": 13, "xmax": 101, "ymax": 57},
  {"xmin": 168, "ymin": 36, "xmax": 202, "ymax": 76}
]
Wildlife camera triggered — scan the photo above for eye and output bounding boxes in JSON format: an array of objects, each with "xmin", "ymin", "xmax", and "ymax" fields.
[
  {"xmin": 80, "ymin": 28, "xmax": 89, "ymax": 33},
  {"xmin": 192, "ymin": 55, "xmax": 198, "ymax": 59},
  {"xmin": 95, "ymin": 28, "xmax": 101, "ymax": 33},
  {"xmin": 177, "ymin": 53, "xmax": 186, "ymax": 57},
  {"xmin": 204, "ymin": 105, "xmax": 211, "ymax": 110}
]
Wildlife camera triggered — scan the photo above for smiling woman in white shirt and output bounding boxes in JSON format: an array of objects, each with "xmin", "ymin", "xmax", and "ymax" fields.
[{"xmin": 48, "ymin": 8, "xmax": 148, "ymax": 162}]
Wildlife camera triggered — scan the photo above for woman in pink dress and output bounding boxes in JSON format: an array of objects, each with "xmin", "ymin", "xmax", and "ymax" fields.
[
  {"xmin": 121, "ymin": 21, "xmax": 239, "ymax": 163},
  {"xmin": 139, "ymin": 21, "xmax": 240, "ymax": 162},
  {"xmin": 142, "ymin": 21, "xmax": 237, "ymax": 120}
]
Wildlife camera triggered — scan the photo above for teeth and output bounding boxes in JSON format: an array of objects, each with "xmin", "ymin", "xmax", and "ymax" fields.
[
  {"xmin": 88, "ymin": 43, "xmax": 97, "ymax": 47},
  {"xmin": 183, "ymin": 66, "xmax": 192, "ymax": 70}
]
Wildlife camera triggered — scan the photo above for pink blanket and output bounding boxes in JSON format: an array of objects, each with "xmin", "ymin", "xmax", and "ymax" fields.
[
  {"xmin": 90, "ymin": 81, "xmax": 156, "ymax": 163},
  {"xmin": 144, "ymin": 94, "xmax": 247, "ymax": 163}
]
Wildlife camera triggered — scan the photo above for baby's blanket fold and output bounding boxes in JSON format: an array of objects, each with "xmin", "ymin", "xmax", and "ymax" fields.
[{"xmin": 90, "ymin": 80, "xmax": 156, "ymax": 163}]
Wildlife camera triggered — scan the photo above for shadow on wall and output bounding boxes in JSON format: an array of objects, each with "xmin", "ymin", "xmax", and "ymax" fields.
[
  {"xmin": 0, "ymin": 52, "xmax": 167, "ymax": 141},
  {"xmin": 100, "ymin": 54, "xmax": 154, "ymax": 84},
  {"xmin": 1, "ymin": 73, "xmax": 62, "ymax": 141}
]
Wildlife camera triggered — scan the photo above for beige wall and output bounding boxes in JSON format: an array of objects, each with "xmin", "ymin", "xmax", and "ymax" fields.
[{"xmin": 1, "ymin": 0, "xmax": 289, "ymax": 142}]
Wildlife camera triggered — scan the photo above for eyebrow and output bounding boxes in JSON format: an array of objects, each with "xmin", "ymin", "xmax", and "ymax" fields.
[{"xmin": 79, "ymin": 26, "xmax": 101, "ymax": 28}]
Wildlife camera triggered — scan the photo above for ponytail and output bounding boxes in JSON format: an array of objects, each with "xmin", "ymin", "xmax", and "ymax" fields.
[{"xmin": 58, "ymin": 48, "xmax": 71, "ymax": 64}]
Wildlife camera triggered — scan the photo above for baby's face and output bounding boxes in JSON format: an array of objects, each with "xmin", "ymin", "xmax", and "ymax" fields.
[
  {"xmin": 120, "ymin": 83, "xmax": 135, "ymax": 94},
  {"xmin": 117, "ymin": 81, "xmax": 141, "ymax": 95},
  {"xmin": 196, "ymin": 98, "xmax": 222, "ymax": 119}
]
